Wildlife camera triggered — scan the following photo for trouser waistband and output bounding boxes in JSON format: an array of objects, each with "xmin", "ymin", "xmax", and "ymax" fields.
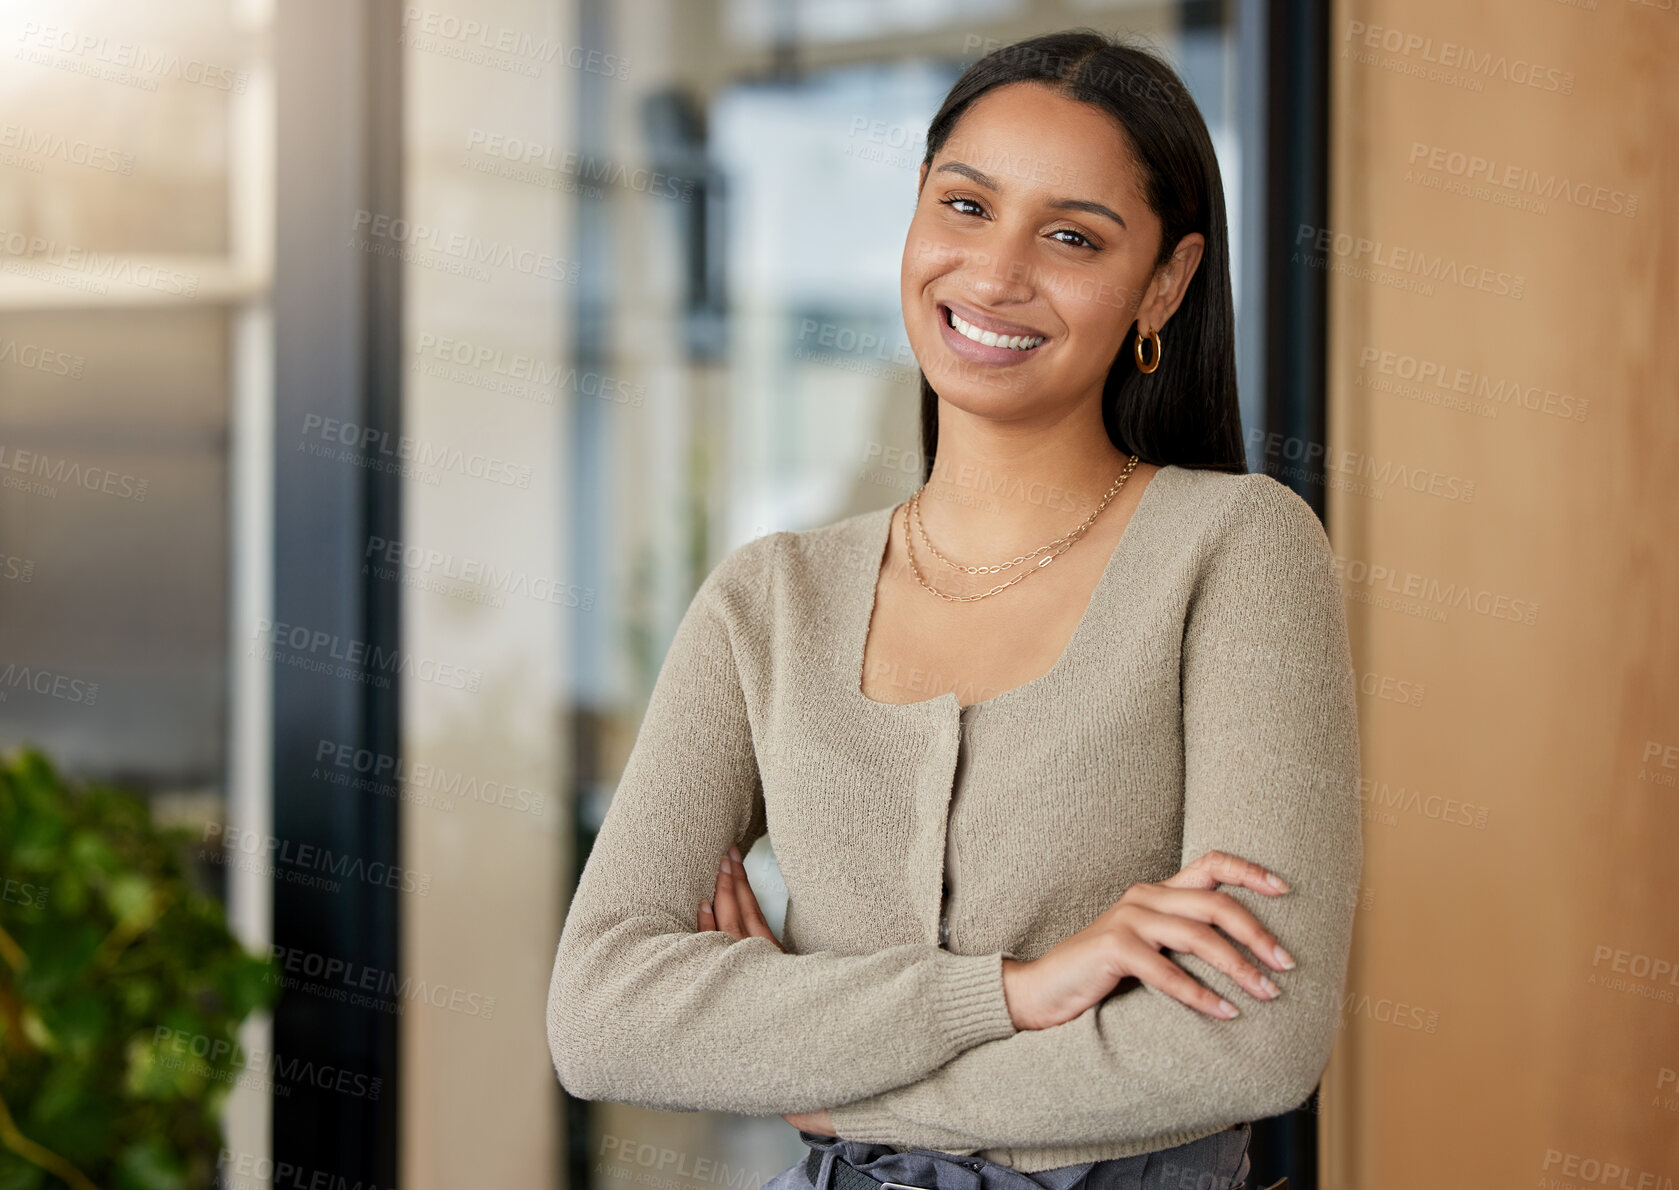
[{"xmin": 797, "ymin": 1124, "xmax": 1255, "ymax": 1190}]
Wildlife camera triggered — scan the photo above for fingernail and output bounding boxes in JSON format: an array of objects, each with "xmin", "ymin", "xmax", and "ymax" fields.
[
  {"xmin": 719, "ymin": 857, "xmax": 730, "ymax": 873},
  {"xmin": 1258, "ymin": 975, "xmax": 1279, "ymax": 998},
  {"xmin": 1273, "ymin": 945, "xmax": 1295, "ymax": 970},
  {"xmin": 1218, "ymin": 1000, "xmax": 1238, "ymax": 1018},
  {"xmin": 1266, "ymin": 872, "xmax": 1289, "ymax": 891},
  {"xmin": 700, "ymin": 901, "xmax": 711, "ymax": 914},
  {"xmin": 729, "ymin": 845, "xmax": 741, "ymax": 861}
]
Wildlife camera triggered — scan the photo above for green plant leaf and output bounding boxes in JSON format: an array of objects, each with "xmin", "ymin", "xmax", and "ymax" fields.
[
  {"xmin": 0, "ymin": 1160, "xmax": 50, "ymax": 1190},
  {"xmin": 115, "ymin": 1137, "xmax": 188, "ymax": 1190},
  {"xmin": 104, "ymin": 874, "xmax": 157, "ymax": 923},
  {"xmin": 1, "ymin": 747, "xmax": 276, "ymax": 1190}
]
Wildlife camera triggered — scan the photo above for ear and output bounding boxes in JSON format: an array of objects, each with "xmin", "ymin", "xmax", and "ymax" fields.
[{"xmin": 1136, "ymin": 232, "xmax": 1206, "ymax": 335}]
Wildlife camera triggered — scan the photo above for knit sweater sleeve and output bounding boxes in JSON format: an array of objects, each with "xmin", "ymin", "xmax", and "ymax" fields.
[
  {"xmin": 545, "ymin": 542, "xmax": 1019, "ymax": 1116},
  {"xmin": 825, "ymin": 475, "xmax": 1364, "ymax": 1151}
]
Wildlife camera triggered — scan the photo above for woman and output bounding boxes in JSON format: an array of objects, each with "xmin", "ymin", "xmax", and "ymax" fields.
[{"xmin": 547, "ymin": 28, "xmax": 1359, "ymax": 1190}]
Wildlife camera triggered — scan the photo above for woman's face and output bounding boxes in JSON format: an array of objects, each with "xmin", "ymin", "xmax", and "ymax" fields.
[{"xmin": 901, "ymin": 80, "xmax": 1203, "ymax": 424}]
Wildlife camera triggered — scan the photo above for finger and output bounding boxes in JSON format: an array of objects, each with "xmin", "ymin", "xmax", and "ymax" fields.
[
  {"xmin": 1118, "ymin": 933, "xmax": 1239, "ymax": 1019},
  {"xmin": 1167, "ymin": 849, "xmax": 1289, "ymax": 896},
  {"xmin": 1146, "ymin": 885, "xmax": 1294, "ymax": 972},
  {"xmin": 699, "ymin": 859, "xmax": 730, "ymax": 932},
  {"xmin": 1168, "ymin": 849, "xmax": 1287, "ymax": 894},
  {"xmin": 1142, "ymin": 913, "xmax": 1280, "ymax": 1002},
  {"xmin": 713, "ymin": 853, "xmax": 746, "ymax": 938},
  {"xmin": 722, "ymin": 854, "xmax": 778, "ymax": 947},
  {"xmin": 702, "ymin": 864, "xmax": 728, "ymax": 931}
]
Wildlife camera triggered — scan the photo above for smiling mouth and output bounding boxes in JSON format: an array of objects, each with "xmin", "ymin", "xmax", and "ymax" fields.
[{"xmin": 941, "ymin": 304, "xmax": 1045, "ymax": 351}]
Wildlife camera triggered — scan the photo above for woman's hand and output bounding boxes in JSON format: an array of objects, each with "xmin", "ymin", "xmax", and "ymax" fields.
[
  {"xmin": 698, "ymin": 847, "xmax": 837, "ymax": 1136},
  {"xmin": 780, "ymin": 1108, "xmax": 837, "ymax": 1136},
  {"xmin": 698, "ymin": 845, "xmax": 784, "ymax": 951},
  {"xmin": 1000, "ymin": 850, "xmax": 1296, "ymax": 1031}
]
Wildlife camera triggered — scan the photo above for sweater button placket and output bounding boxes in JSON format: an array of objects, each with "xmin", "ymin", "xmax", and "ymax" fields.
[
  {"xmin": 935, "ymin": 697, "xmax": 963, "ymax": 950},
  {"xmin": 938, "ymin": 700, "xmax": 975, "ymax": 951}
]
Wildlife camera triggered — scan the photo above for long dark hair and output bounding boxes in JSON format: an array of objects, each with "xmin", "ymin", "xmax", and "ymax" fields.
[{"xmin": 915, "ymin": 29, "xmax": 1246, "ymax": 481}]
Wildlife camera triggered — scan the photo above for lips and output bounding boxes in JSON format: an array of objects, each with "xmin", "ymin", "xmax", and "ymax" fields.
[
  {"xmin": 941, "ymin": 300, "xmax": 1046, "ymax": 340},
  {"xmin": 935, "ymin": 301, "xmax": 1049, "ymax": 365}
]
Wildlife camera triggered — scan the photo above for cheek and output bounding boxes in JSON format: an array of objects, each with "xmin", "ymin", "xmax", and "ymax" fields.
[
  {"xmin": 1061, "ymin": 268, "xmax": 1140, "ymax": 344},
  {"xmin": 901, "ymin": 212, "xmax": 960, "ymax": 289},
  {"xmin": 1062, "ymin": 298, "xmax": 1117, "ymax": 344},
  {"xmin": 1052, "ymin": 296, "xmax": 1131, "ymax": 380}
]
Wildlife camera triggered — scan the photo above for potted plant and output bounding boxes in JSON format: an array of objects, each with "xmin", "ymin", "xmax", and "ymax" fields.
[{"xmin": 0, "ymin": 746, "xmax": 278, "ymax": 1190}]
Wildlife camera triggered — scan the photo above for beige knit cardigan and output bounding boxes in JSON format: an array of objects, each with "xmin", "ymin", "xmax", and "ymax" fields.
[{"xmin": 546, "ymin": 463, "xmax": 1363, "ymax": 1172}]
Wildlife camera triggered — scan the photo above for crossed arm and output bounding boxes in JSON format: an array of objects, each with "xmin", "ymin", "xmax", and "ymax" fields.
[
  {"xmin": 545, "ymin": 548, "xmax": 1022, "ymax": 1117},
  {"xmin": 549, "ymin": 480, "xmax": 1361, "ymax": 1148},
  {"xmin": 814, "ymin": 478, "xmax": 1364, "ymax": 1151}
]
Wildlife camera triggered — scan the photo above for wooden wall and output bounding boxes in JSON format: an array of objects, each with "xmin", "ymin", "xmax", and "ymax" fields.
[{"xmin": 1318, "ymin": 3, "xmax": 1679, "ymax": 1186}]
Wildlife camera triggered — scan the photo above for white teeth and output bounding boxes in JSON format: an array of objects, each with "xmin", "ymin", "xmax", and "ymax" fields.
[{"xmin": 946, "ymin": 308, "xmax": 1043, "ymax": 351}]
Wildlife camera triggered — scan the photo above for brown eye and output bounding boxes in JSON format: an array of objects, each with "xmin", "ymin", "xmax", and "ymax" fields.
[
  {"xmin": 1050, "ymin": 228, "xmax": 1096, "ymax": 250},
  {"xmin": 939, "ymin": 196, "xmax": 985, "ymax": 217}
]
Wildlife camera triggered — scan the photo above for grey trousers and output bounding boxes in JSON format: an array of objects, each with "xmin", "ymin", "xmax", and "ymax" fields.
[{"xmin": 768, "ymin": 1124, "xmax": 1253, "ymax": 1190}]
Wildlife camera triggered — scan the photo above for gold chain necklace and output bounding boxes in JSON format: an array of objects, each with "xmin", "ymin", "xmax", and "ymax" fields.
[
  {"xmin": 911, "ymin": 454, "xmax": 1141, "ymax": 575},
  {"xmin": 903, "ymin": 455, "xmax": 1140, "ymax": 603}
]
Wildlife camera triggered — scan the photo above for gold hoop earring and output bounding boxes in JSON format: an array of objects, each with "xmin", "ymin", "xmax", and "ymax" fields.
[{"xmin": 1135, "ymin": 326, "xmax": 1162, "ymax": 375}]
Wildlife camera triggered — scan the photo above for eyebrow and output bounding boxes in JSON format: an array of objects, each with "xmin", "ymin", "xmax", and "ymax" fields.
[{"xmin": 934, "ymin": 161, "xmax": 1127, "ymax": 230}]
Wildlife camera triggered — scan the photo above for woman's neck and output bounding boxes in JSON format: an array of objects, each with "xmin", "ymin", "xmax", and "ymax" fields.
[{"xmin": 918, "ymin": 402, "xmax": 1136, "ymax": 557}]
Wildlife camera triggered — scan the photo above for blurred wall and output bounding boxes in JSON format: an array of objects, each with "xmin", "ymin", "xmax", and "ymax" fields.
[
  {"xmin": 398, "ymin": 2, "xmax": 573, "ymax": 1187},
  {"xmin": 1320, "ymin": 3, "xmax": 1679, "ymax": 1186}
]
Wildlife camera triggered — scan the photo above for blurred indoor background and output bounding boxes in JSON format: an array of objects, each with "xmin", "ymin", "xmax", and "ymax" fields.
[{"xmin": 0, "ymin": 1, "xmax": 1673, "ymax": 1189}]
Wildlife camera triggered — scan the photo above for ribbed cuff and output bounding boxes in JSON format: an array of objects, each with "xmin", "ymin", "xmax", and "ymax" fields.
[
  {"xmin": 929, "ymin": 949, "xmax": 1018, "ymax": 1055},
  {"xmin": 825, "ymin": 1097, "xmax": 918, "ymax": 1147}
]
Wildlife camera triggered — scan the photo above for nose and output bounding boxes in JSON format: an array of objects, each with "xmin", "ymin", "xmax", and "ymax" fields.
[{"xmin": 957, "ymin": 227, "xmax": 1037, "ymax": 305}]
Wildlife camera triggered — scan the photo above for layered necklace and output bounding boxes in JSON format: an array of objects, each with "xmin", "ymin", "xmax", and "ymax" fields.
[{"xmin": 903, "ymin": 454, "xmax": 1141, "ymax": 603}]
